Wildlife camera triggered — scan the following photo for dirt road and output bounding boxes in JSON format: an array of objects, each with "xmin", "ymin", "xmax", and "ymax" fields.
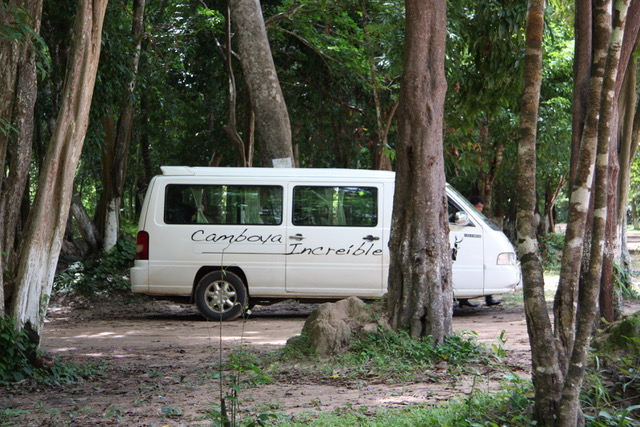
[{"xmin": 5, "ymin": 295, "xmax": 619, "ymax": 426}]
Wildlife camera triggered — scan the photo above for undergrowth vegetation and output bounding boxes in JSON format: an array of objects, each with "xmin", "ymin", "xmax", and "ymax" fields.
[
  {"xmin": 0, "ymin": 315, "xmax": 105, "ymax": 387},
  {"xmin": 0, "ymin": 239, "xmax": 133, "ymax": 389},
  {"xmin": 204, "ymin": 307, "xmax": 640, "ymax": 426},
  {"xmin": 212, "ymin": 326, "xmax": 535, "ymax": 426},
  {"xmin": 278, "ymin": 327, "xmax": 490, "ymax": 382},
  {"xmin": 539, "ymin": 232, "xmax": 565, "ymax": 272},
  {"xmin": 53, "ymin": 236, "xmax": 135, "ymax": 296},
  {"xmin": 272, "ymin": 374, "xmax": 534, "ymax": 426}
]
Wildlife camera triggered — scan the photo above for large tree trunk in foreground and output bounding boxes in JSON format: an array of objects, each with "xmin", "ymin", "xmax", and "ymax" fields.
[
  {"xmin": 0, "ymin": 0, "xmax": 43, "ymax": 314},
  {"xmin": 386, "ymin": 0, "xmax": 452, "ymax": 343},
  {"xmin": 10, "ymin": 0, "xmax": 108, "ymax": 343},
  {"xmin": 228, "ymin": 0, "xmax": 294, "ymax": 167}
]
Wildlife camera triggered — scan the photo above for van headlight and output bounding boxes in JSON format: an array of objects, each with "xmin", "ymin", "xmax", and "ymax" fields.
[{"xmin": 497, "ymin": 252, "xmax": 517, "ymax": 265}]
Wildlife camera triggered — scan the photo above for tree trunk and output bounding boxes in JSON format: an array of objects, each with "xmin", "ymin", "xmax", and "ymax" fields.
[
  {"xmin": 610, "ymin": 4, "xmax": 640, "ymax": 321},
  {"xmin": 569, "ymin": 0, "xmax": 592, "ymax": 188},
  {"xmin": 386, "ymin": 0, "xmax": 452, "ymax": 343},
  {"xmin": 220, "ymin": 5, "xmax": 250, "ymax": 167},
  {"xmin": 559, "ymin": 5, "xmax": 628, "ymax": 423},
  {"xmin": 0, "ymin": 0, "xmax": 43, "ymax": 314},
  {"xmin": 515, "ymin": 1, "xmax": 563, "ymax": 425},
  {"xmin": 70, "ymin": 194, "xmax": 102, "ymax": 256},
  {"xmin": 9, "ymin": 0, "xmax": 108, "ymax": 342},
  {"xmin": 101, "ymin": 0, "xmax": 145, "ymax": 251},
  {"xmin": 228, "ymin": 0, "xmax": 294, "ymax": 168},
  {"xmin": 554, "ymin": 0, "xmax": 611, "ymax": 372}
]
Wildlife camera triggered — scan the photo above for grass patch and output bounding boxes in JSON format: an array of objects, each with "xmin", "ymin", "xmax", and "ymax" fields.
[
  {"xmin": 271, "ymin": 325, "xmax": 496, "ymax": 384},
  {"xmin": 271, "ymin": 374, "xmax": 533, "ymax": 426}
]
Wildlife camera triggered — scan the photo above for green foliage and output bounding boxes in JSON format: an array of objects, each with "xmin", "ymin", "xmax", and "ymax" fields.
[
  {"xmin": 445, "ymin": 1, "xmax": 573, "ymax": 223},
  {"xmin": 53, "ymin": 236, "xmax": 135, "ymax": 296},
  {"xmin": 272, "ymin": 374, "xmax": 534, "ymax": 426},
  {"xmin": 583, "ymin": 318, "xmax": 640, "ymax": 426},
  {"xmin": 338, "ymin": 329, "xmax": 488, "ymax": 380},
  {"xmin": 204, "ymin": 349, "xmax": 276, "ymax": 427},
  {"xmin": 614, "ymin": 263, "xmax": 640, "ymax": 300},
  {"xmin": 539, "ymin": 232, "xmax": 565, "ymax": 272},
  {"xmin": 0, "ymin": 316, "xmax": 104, "ymax": 386},
  {"xmin": 0, "ymin": 316, "xmax": 38, "ymax": 383},
  {"xmin": 280, "ymin": 326, "xmax": 489, "ymax": 382},
  {"xmin": 268, "ymin": 0, "xmax": 404, "ymax": 168}
]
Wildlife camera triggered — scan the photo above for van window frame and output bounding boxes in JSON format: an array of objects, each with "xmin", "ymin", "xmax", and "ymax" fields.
[
  {"xmin": 291, "ymin": 185, "xmax": 378, "ymax": 227},
  {"xmin": 163, "ymin": 184, "xmax": 284, "ymax": 225}
]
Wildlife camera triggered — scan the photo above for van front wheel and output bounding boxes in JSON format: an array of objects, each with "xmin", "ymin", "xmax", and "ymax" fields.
[{"xmin": 195, "ymin": 271, "xmax": 247, "ymax": 321}]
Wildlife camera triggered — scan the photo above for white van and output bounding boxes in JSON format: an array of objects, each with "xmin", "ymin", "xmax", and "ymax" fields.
[{"xmin": 130, "ymin": 167, "xmax": 521, "ymax": 320}]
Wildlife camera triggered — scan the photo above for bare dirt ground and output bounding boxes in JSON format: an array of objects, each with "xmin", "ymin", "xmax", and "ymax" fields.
[{"xmin": 2, "ymin": 289, "xmax": 640, "ymax": 426}]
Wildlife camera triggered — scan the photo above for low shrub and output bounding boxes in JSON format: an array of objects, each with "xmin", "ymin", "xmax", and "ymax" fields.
[
  {"xmin": 0, "ymin": 315, "xmax": 104, "ymax": 386},
  {"xmin": 54, "ymin": 236, "xmax": 135, "ymax": 296},
  {"xmin": 0, "ymin": 315, "xmax": 38, "ymax": 383},
  {"xmin": 538, "ymin": 232, "xmax": 565, "ymax": 272}
]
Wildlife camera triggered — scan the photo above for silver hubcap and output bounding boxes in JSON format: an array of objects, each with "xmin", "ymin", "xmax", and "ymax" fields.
[{"xmin": 205, "ymin": 280, "xmax": 237, "ymax": 313}]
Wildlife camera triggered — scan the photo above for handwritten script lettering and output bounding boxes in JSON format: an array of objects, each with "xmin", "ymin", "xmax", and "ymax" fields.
[
  {"xmin": 190, "ymin": 229, "xmax": 383, "ymax": 256},
  {"xmin": 191, "ymin": 229, "xmax": 283, "ymax": 244},
  {"xmin": 287, "ymin": 242, "xmax": 382, "ymax": 256}
]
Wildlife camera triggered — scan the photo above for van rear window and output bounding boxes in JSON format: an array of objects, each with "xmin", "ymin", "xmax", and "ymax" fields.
[
  {"xmin": 164, "ymin": 185, "xmax": 283, "ymax": 225},
  {"xmin": 292, "ymin": 186, "xmax": 378, "ymax": 227}
]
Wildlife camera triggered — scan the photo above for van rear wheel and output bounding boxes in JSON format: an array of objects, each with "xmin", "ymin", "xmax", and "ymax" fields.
[{"xmin": 195, "ymin": 271, "xmax": 247, "ymax": 321}]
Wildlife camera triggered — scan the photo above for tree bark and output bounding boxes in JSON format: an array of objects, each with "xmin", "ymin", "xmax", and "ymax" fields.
[
  {"xmin": 609, "ymin": 2, "xmax": 640, "ymax": 321},
  {"xmin": 387, "ymin": 0, "xmax": 452, "ymax": 343},
  {"xmin": 70, "ymin": 194, "xmax": 102, "ymax": 256},
  {"xmin": 9, "ymin": 0, "xmax": 108, "ymax": 342},
  {"xmin": 0, "ymin": 0, "xmax": 43, "ymax": 314},
  {"xmin": 228, "ymin": 0, "xmax": 294, "ymax": 167},
  {"xmin": 516, "ymin": 1, "xmax": 563, "ymax": 425},
  {"xmin": 220, "ymin": 5, "xmax": 250, "ymax": 167},
  {"xmin": 569, "ymin": 0, "xmax": 592, "ymax": 188},
  {"xmin": 554, "ymin": 0, "xmax": 611, "ymax": 372},
  {"xmin": 559, "ymin": 5, "xmax": 629, "ymax": 423},
  {"xmin": 100, "ymin": 0, "xmax": 146, "ymax": 251}
]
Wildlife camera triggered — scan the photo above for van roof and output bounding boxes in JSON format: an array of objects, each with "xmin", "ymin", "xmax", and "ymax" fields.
[{"xmin": 160, "ymin": 166, "xmax": 396, "ymax": 179}]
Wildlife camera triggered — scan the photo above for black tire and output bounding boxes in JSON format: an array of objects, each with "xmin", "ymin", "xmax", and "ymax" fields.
[{"xmin": 194, "ymin": 271, "xmax": 248, "ymax": 321}]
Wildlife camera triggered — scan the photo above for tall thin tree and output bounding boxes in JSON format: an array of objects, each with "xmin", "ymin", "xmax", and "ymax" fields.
[
  {"xmin": 514, "ymin": 0, "xmax": 558, "ymax": 424},
  {"xmin": 228, "ymin": 0, "xmax": 294, "ymax": 167}
]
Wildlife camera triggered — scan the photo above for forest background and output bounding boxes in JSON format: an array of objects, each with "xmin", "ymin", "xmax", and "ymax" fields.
[
  {"xmin": 1, "ymin": 0, "xmax": 579, "ymax": 261},
  {"xmin": 4, "ymin": 0, "xmax": 640, "ymax": 423}
]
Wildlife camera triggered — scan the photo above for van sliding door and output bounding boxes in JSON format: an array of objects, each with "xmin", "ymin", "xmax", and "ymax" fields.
[{"xmin": 285, "ymin": 183, "xmax": 385, "ymax": 296}]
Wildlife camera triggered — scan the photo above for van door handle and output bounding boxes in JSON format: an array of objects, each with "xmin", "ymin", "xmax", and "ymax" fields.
[
  {"xmin": 289, "ymin": 233, "xmax": 305, "ymax": 241},
  {"xmin": 363, "ymin": 235, "xmax": 380, "ymax": 241}
]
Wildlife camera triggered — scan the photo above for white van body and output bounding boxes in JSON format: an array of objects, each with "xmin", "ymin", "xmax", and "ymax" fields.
[{"xmin": 130, "ymin": 167, "xmax": 521, "ymax": 320}]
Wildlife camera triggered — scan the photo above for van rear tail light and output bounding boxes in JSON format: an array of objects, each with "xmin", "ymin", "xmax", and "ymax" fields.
[{"xmin": 136, "ymin": 231, "xmax": 149, "ymax": 260}]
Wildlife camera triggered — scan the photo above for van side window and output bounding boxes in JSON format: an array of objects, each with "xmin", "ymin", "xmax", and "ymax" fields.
[
  {"xmin": 164, "ymin": 185, "xmax": 283, "ymax": 225},
  {"xmin": 292, "ymin": 186, "xmax": 377, "ymax": 227}
]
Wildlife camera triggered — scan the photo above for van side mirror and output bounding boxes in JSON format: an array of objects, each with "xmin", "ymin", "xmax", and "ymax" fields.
[{"xmin": 453, "ymin": 211, "xmax": 470, "ymax": 226}]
